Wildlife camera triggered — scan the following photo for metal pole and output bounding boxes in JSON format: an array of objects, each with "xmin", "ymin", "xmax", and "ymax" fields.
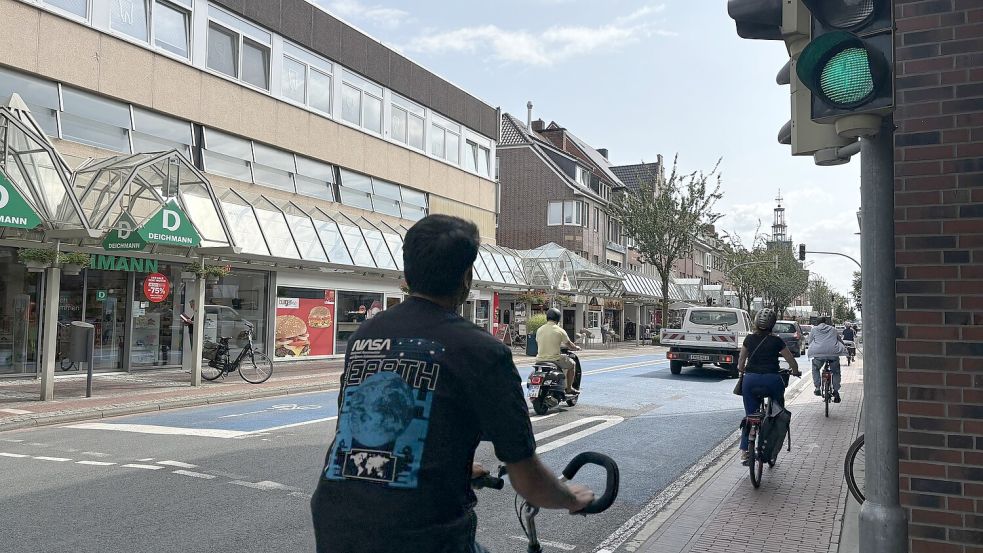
[
  {"xmin": 190, "ymin": 276, "xmax": 205, "ymax": 387},
  {"xmin": 804, "ymin": 250, "xmax": 862, "ymax": 269},
  {"xmin": 858, "ymin": 117, "xmax": 907, "ymax": 553},
  {"xmin": 39, "ymin": 266, "xmax": 60, "ymax": 401}
]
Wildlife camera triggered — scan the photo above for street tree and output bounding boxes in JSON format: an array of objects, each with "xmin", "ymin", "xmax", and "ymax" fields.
[
  {"xmin": 833, "ymin": 293, "xmax": 854, "ymax": 322},
  {"xmin": 759, "ymin": 250, "xmax": 809, "ymax": 318},
  {"xmin": 607, "ymin": 154, "xmax": 723, "ymax": 328},
  {"xmin": 851, "ymin": 270, "xmax": 862, "ymax": 307},
  {"xmin": 721, "ymin": 227, "xmax": 771, "ymax": 312},
  {"xmin": 809, "ymin": 277, "xmax": 834, "ymax": 316}
]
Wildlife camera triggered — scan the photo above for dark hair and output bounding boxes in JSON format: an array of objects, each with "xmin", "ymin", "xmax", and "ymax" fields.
[
  {"xmin": 546, "ymin": 308, "xmax": 562, "ymax": 322},
  {"xmin": 403, "ymin": 215, "xmax": 480, "ymax": 298},
  {"xmin": 819, "ymin": 316, "xmax": 830, "ymax": 325}
]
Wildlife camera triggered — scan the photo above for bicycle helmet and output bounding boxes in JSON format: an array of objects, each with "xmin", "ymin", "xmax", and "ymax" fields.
[
  {"xmin": 754, "ymin": 308, "xmax": 777, "ymax": 332},
  {"xmin": 546, "ymin": 308, "xmax": 562, "ymax": 322}
]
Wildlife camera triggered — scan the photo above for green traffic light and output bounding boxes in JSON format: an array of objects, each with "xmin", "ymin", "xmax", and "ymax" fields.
[{"xmin": 820, "ymin": 47, "xmax": 874, "ymax": 104}]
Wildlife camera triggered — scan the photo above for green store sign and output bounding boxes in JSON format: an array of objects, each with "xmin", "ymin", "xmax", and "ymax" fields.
[
  {"xmin": 0, "ymin": 171, "xmax": 42, "ymax": 229},
  {"xmin": 103, "ymin": 212, "xmax": 147, "ymax": 251},
  {"xmin": 137, "ymin": 200, "xmax": 201, "ymax": 248},
  {"xmin": 89, "ymin": 254, "xmax": 159, "ymax": 273}
]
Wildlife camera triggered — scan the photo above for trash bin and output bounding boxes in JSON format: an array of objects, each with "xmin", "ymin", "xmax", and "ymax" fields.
[{"xmin": 69, "ymin": 321, "xmax": 95, "ymax": 397}]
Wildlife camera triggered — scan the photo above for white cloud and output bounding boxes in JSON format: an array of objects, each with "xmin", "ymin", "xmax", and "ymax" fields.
[
  {"xmin": 402, "ymin": 4, "xmax": 674, "ymax": 66},
  {"xmin": 321, "ymin": 0, "xmax": 410, "ymax": 29}
]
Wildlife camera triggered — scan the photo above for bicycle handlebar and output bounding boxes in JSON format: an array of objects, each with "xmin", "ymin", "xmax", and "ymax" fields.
[
  {"xmin": 471, "ymin": 475, "xmax": 505, "ymax": 490},
  {"xmin": 561, "ymin": 452, "xmax": 620, "ymax": 514}
]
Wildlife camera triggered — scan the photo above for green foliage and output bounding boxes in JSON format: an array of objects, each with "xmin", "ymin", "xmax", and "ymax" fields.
[
  {"xmin": 188, "ymin": 263, "xmax": 230, "ymax": 279},
  {"xmin": 607, "ymin": 154, "xmax": 723, "ymax": 330},
  {"xmin": 58, "ymin": 252, "xmax": 91, "ymax": 266},
  {"xmin": 809, "ymin": 277, "xmax": 834, "ymax": 316},
  {"xmin": 759, "ymin": 250, "xmax": 809, "ymax": 318},
  {"xmin": 525, "ymin": 314, "xmax": 548, "ymax": 336},
  {"xmin": 851, "ymin": 271, "xmax": 862, "ymax": 306},
  {"xmin": 833, "ymin": 293, "xmax": 853, "ymax": 322},
  {"xmin": 721, "ymin": 227, "xmax": 772, "ymax": 311},
  {"xmin": 18, "ymin": 248, "xmax": 58, "ymax": 264},
  {"xmin": 517, "ymin": 290, "xmax": 549, "ymax": 305}
]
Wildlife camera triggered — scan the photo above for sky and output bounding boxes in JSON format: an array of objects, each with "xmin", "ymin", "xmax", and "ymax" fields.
[{"xmin": 315, "ymin": 0, "xmax": 863, "ymax": 295}]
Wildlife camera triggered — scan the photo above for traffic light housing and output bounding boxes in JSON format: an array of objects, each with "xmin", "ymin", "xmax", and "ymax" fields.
[
  {"xmin": 797, "ymin": 0, "xmax": 894, "ymax": 137},
  {"xmin": 799, "ymin": 243, "xmax": 806, "ymax": 261}
]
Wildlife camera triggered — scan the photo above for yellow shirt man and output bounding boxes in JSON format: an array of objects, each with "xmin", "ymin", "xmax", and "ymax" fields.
[{"xmin": 536, "ymin": 321, "xmax": 571, "ymax": 362}]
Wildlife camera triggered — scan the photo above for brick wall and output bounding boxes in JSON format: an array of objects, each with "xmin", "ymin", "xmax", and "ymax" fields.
[{"xmin": 893, "ymin": 1, "xmax": 983, "ymax": 552}]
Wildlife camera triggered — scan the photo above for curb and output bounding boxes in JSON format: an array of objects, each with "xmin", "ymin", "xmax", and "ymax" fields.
[{"xmin": 0, "ymin": 380, "xmax": 340, "ymax": 433}]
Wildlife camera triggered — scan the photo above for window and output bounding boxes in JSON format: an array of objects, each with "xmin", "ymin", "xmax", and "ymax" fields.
[
  {"xmin": 576, "ymin": 166, "xmax": 590, "ymax": 188},
  {"xmin": 338, "ymin": 169, "xmax": 374, "ymax": 211},
  {"xmin": 594, "ymin": 207, "xmax": 599, "ymax": 231},
  {"xmin": 689, "ymin": 310, "xmax": 739, "ymax": 326},
  {"xmin": 391, "ymin": 95, "xmax": 425, "ymax": 150},
  {"xmin": 295, "ymin": 157, "xmax": 335, "ymax": 201},
  {"xmin": 431, "ymin": 114, "xmax": 460, "ymax": 163},
  {"xmin": 338, "ymin": 170, "xmax": 427, "ymax": 220},
  {"xmin": 207, "ymin": 6, "xmax": 272, "ymax": 90},
  {"xmin": 548, "ymin": 201, "xmax": 584, "ymax": 226},
  {"xmin": 111, "ymin": 0, "xmax": 150, "ymax": 41},
  {"xmin": 547, "ymin": 202, "xmax": 562, "ymax": 226},
  {"xmin": 341, "ymin": 71, "xmax": 383, "ymax": 133},
  {"xmin": 465, "ymin": 139, "xmax": 491, "ymax": 178},
  {"xmin": 0, "ymin": 67, "xmax": 60, "ymax": 136},
  {"xmin": 60, "ymin": 87, "xmax": 132, "ymax": 153},
  {"xmin": 281, "ymin": 42, "xmax": 332, "ymax": 114},
  {"xmin": 131, "ymin": 107, "xmax": 193, "ymax": 157},
  {"xmin": 44, "ymin": 0, "xmax": 87, "ymax": 18},
  {"xmin": 154, "ymin": 0, "xmax": 191, "ymax": 58}
]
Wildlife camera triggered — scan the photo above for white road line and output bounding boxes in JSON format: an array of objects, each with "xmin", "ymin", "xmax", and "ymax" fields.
[
  {"xmin": 534, "ymin": 416, "xmax": 624, "ymax": 455},
  {"xmin": 158, "ymin": 460, "xmax": 197, "ymax": 468},
  {"xmin": 583, "ymin": 359, "xmax": 669, "ymax": 376},
  {"xmin": 0, "ymin": 439, "xmax": 25, "ymax": 443},
  {"xmin": 529, "ymin": 413, "xmax": 559, "ymax": 422},
  {"xmin": 0, "ymin": 408, "xmax": 33, "ymax": 415},
  {"xmin": 510, "ymin": 536, "xmax": 577, "ymax": 551},
  {"xmin": 173, "ymin": 470, "xmax": 216, "ymax": 479},
  {"xmin": 76, "ymin": 461, "xmax": 116, "ymax": 466},
  {"xmin": 121, "ymin": 464, "xmax": 165, "ymax": 470},
  {"xmin": 0, "ymin": 452, "xmax": 29, "ymax": 458},
  {"xmin": 66, "ymin": 423, "xmax": 250, "ymax": 439},
  {"xmin": 240, "ymin": 416, "xmax": 338, "ymax": 435},
  {"xmin": 81, "ymin": 451, "xmax": 111, "ymax": 457},
  {"xmin": 137, "ymin": 458, "xmax": 154, "ymax": 462},
  {"xmin": 33, "ymin": 456, "xmax": 72, "ymax": 462},
  {"xmin": 230, "ymin": 480, "xmax": 296, "ymax": 491}
]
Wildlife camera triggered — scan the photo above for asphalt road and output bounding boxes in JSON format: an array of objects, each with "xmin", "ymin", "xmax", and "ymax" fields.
[{"xmin": 0, "ymin": 350, "xmax": 808, "ymax": 553}]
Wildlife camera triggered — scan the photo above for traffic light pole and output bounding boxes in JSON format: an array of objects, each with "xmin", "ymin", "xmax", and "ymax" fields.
[{"xmin": 859, "ymin": 117, "xmax": 907, "ymax": 553}]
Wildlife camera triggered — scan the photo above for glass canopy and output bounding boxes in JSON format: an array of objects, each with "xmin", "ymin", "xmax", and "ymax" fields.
[
  {"xmin": 518, "ymin": 243, "xmax": 623, "ymax": 296},
  {"xmin": 617, "ymin": 268, "xmax": 685, "ymax": 302}
]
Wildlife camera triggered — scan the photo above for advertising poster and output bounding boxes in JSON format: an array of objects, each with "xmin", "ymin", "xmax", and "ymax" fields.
[{"xmin": 275, "ymin": 295, "xmax": 335, "ymax": 358}]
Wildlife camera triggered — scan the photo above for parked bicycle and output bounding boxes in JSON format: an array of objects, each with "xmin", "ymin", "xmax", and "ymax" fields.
[
  {"xmin": 819, "ymin": 360, "xmax": 834, "ymax": 417},
  {"xmin": 743, "ymin": 369, "xmax": 795, "ymax": 489},
  {"xmin": 844, "ymin": 433, "xmax": 865, "ymax": 503},
  {"xmin": 201, "ymin": 321, "xmax": 273, "ymax": 384}
]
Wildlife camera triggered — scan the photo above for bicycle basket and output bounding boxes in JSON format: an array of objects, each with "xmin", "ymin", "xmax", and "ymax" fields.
[{"xmin": 235, "ymin": 329, "xmax": 250, "ymax": 348}]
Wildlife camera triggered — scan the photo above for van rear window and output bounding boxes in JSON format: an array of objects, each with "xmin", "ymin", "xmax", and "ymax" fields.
[
  {"xmin": 688, "ymin": 310, "xmax": 738, "ymax": 326},
  {"xmin": 773, "ymin": 322, "xmax": 796, "ymax": 333}
]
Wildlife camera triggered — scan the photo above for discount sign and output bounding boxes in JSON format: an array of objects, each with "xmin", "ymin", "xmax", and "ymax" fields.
[{"xmin": 143, "ymin": 273, "xmax": 170, "ymax": 303}]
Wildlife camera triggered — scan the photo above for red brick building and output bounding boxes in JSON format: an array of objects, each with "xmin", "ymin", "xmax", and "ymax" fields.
[{"xmin": 893, "ymin": 1, "xmax": 983, "ymax": 551}]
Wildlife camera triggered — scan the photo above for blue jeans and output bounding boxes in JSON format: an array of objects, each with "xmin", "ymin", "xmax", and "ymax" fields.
[
  {"xmin": 812, "ymin": 357, "xmax": 841, "ymax": 392},
  {"xmin": 740, "ymin": 372, "xmax": 786, "ymax": 450}
]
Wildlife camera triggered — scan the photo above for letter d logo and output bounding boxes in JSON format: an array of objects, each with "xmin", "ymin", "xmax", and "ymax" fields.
[
  {"xmin": 0, "ymin": 184, "xmax": 9, "ymax": 210},
  {"xmin": 162, "ymin": 209, "xmax": 180, "ymax": 232}
]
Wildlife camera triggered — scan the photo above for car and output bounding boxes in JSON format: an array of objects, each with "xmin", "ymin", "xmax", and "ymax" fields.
[{"xmin": 773, "ymin": 320, "xmax": 804, "ymax": 357}]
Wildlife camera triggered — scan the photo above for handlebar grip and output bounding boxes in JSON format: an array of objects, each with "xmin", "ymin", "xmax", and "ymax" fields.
[
  {"xmin": 471, "ymin": 475, "xmax": 505, "ymax": 490},
  {"xmin": 561, "ymin": 452, "xmax": 620, "ymax": 515}
]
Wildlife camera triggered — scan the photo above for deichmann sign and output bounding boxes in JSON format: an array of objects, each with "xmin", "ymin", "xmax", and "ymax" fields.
[
  {"xmin": 0, "ymin": 172, "xmax": 42, "ymax": 229},
  {"xmin": 137, "ymin": 200, "xmax": 201, "ymax": 248},
  {"xmin": 89, "ymin": 254, "xmax": 159, "ymax": 273},
  {"xmin": 103, "ymin": 212, "xmax": 147, "ymax": 251}
]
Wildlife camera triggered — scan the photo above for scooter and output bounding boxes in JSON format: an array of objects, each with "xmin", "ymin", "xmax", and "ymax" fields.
[
  {"xmin": 844, "ymin": 340, "xmax": 856, "ymax": 365},
  {"xmin": 527, "ymin": 350, "xmax": 582, "ymax": 416}
]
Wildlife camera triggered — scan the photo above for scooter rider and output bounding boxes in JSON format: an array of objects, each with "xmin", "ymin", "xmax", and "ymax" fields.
[{"xmin": 536, "ymin": 308, "xmax": 581, "ymax": 394}]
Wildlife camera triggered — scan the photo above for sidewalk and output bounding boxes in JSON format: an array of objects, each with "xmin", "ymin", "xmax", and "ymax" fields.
[
  {"xmin": 0, "ymin": 344, "xmax": 663, "ymax": 433},
  {"xmin": 629, "ymin": 359, "xmax": 864, "ymax": 553}
]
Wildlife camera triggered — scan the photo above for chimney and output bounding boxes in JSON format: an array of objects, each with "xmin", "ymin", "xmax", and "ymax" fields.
[
  {"xmin": 526, "ymin": 101, "xmax": 533, "ymax": 129},
  {"xmin": 531, "ymin": 119, "xmax": 545, "ymax": 132},
  {"xmin": 598, "ymin": 148, "xmax": 609, "ymax": 159}
]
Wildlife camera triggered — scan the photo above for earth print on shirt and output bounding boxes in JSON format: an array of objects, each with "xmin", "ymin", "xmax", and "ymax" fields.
[{"xmin": 323, "ymin": 338, "xmax": 442, "ymax": 488}]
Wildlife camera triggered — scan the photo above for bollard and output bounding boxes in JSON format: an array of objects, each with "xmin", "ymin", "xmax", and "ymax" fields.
[{"xmin": 69, "ymin": 321, "xmax": 95, "ymax": 398}]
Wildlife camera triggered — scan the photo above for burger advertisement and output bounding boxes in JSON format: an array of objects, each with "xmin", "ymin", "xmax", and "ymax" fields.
[{"xmin": 274, "ymin": 295, "xmax": 335, "ymax": 358}]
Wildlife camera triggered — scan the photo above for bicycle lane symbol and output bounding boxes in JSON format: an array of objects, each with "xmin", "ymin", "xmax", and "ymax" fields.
[{"xmin": 219, "ymin": 404, "xmax": 323, "ymax": 419}]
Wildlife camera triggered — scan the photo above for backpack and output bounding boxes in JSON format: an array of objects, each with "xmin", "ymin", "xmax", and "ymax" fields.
[{"xmin": 758, "ymin": 401, "xmax": 792, "ymax": 464}]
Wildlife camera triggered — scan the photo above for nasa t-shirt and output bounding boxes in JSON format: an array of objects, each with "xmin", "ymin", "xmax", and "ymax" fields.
[{"xmin": 311, "ymin": 297, "xmax": 536, "ymax": 553}]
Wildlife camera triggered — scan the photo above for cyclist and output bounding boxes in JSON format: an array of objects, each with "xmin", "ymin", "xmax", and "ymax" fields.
[
  {"xmin": 310, "ymin": 215, "xmax": 594, "ymax": 553},
  {"xmin": 808, "ymin": 316, "xmax": 847, "ymax": 402},
  {"xmin": 737, "ymin": 308, "xmax": 801, "ymax": 464},
  {"xmin": 842, "ymin": 323, "xmax": 856, "ymax": 343},
  {"xmin": 536, "ymin": 308, "xmax": 581, "ymax": 394}
]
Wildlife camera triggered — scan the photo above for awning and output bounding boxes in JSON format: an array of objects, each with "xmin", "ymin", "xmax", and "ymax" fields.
[
  {"xmin": 519, "ymin": 242, "xmax": 623, "ymax": 296},
  {"xmin": 674, "ymin": 278, "xmax": 705, "ymax": 303},
  {"xmin": 617, "ymin": 268, "xmax": 685, "ymax": 303},
  {"xmin": 474, "ymin": 243, "xmax": 529, "ymax": 290}
]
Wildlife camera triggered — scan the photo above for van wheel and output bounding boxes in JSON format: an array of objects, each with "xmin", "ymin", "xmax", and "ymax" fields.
[{"xmin": 670, "ymin": 361, "xmax": 683, "ymax": 375}]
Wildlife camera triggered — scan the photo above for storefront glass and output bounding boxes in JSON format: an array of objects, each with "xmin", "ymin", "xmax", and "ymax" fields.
[
  {"xmin": 85, "ymin": 270, "xmax": 128, "ymax": 370},
  {"xmin": 132, "ymin": 264, "xmax": 185, "ymax": 367},
  {"xmin": 203, "ymin": 269, "xmax": 270, "ymax": 354},
  {"xmin": 335, "ymin": 291, "xmax": 383, "ymax": 354},
  {"xmin": 0, "ymin": 248, "xmax": 41, "ymax": 376},
  {"xmin": 274, "ymin": 287, "xmax": 336, "ymax": 359}
]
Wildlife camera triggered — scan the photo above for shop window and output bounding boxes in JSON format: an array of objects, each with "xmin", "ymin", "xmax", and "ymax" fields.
[
  {"xmin": 274, "ymin": 287, "xmax": 336, "ymax": 358},
  {"xmin": 131, "ymin": 262, "xmax": 186, "ymax": 367},
  {"xmin": 204, "ymin": 269, "xmax": 270, "ymax": 354},
  {"xmin": 313, "ymin": 217, "xmax": 353, "ymax": 265},
  {"xmin": 60, "ymin": 87, "xmax": 132, "ymax": 153},
  {"xmin": 281, "ymin": 42, "xmax": 333, "ymax": 114},
  {"xmin": 0, "ymin": 248, "xmax": 41, "ymax": 376},
  {"xmin": 206, "ymin": 6, "xmax": 272, "ymax": 90},
  {"xmin": 334, "ymin": 291, "xmax": 384, "ymax": 354},
  {"xmin": 391, "ymin": 95, "xmax": 425, "ymax": 150},
  {"xmin": 153, "ymin": 0, "xmax": 191, "ymax": 58}
]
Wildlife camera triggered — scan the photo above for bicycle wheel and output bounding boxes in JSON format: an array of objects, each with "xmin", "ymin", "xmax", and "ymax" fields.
[
  {"xmin": 59, "ymin": 358, "xmax": 76, "ymax": 371},
  {"xmin": 749, "ymin": 432, "xmax": 763, "ymax": 488},
  {"xmin": 844, "ymin": 434, "xmax": 866, "ymax": 504},
  {"xmin": 201, "ymin": 360, "xmax": 223, "ymax": 381},
  {"xmin": 824, "ymin": 379, "xmax": 831, "ymax": 418},
  {"xmin": 239, "ymin": 351, "xmax": 274, "ymax": 384}
]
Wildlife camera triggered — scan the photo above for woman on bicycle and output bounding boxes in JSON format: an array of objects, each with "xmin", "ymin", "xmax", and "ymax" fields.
[{"xmin": 737, "ymin": 308, "xmax": 801, "ymax": 463}]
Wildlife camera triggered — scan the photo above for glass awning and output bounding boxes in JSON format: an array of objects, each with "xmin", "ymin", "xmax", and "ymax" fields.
[
  {"xmin": 473, "ymin": 244, "xmax": 528, "ymax": 289},
  {"xmin": 674, "ymin": 278, "xmax": 705, "ymax": 303},
  {"xmin": 617, "ymin": 268, "xmax": 684, "ymax": 302},
  {"xmin": 0, "ymin": 97, "xmax": 91, "ymax": 236},
  {"xmin": 519, "ymin": 242, "xmax": 623, "ymax": 296}
]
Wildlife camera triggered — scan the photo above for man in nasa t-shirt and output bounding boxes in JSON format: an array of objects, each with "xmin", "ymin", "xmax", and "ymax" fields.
[{"xmin": 310, "ymin": 215, "xmax": 594, "ymax": 553}]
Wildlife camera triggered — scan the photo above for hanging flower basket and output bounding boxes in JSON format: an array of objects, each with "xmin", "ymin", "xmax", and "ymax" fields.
[
  {"xmin": 18, "ymin": 248, "xmax": 57, "ymax": 272},
  {"xmin": 188, "ymin": 263, "xmax": 230, "ymax": 283},
  {"xmin": 58, "ymin": 252, "xmax": 90, "ymax": 276}
]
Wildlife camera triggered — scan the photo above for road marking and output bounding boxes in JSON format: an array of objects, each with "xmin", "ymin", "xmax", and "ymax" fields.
[
  {"xmin": 33, "ymin": 456, "xmax": 72, "ymax": 462},
  {"xmin": 583, "ymin": 359, "xmax": 669, "ymax": 376},
  {"xmin": 529, "ymin": 413, "xmax": 559, "ymax": 422},
  {"xmin": 0, "ymin": 452, "xmax": 29, "ymax": 458},
  {"xmin": 219, "ymin": 403, "xmax": 323, "ymax": 418},
  {"xmin": 158, "ymin": 460, "xmax": 197, "ymax": 469},
  {"xmin": 0, "ymin": 438, "xmax": 25, "ymax": 443},
  {"xmin": 76, "ymin": 461, "xmax": 116, "ymax": 466},
  {"xmin": 173, "ymin": 470, "xmax": 216, "ymax": 479},
  {"xmin": 121, "ymin": 464, "xmax": 165, "ymax": 470},
  {"xmin": 137, "ymin": 458, "xmax": 154, "ymax": 462},
  {"xmin": 0, "ymin": 408, "xmax": 32, "ymax": 415},
  {"xmin": 240, "ymin": 416, "xmax": 338, "ymax": 435},
  {"xmin": 81, "ymin": 451, "xmax": 111, "ymax": 457},
  {"xmin": 66, "ymin": 423, "xmax": 250, "ymax": 439},
  {"xmin": 230, "ymin": 480, "xmax": 296, "ymax": 491},
  {"xmin": 534, "ymin": 416, "xmax": 624, "ymax": 454},
  {"xmin": 510, "ymin": 536, "xmax": 577, "ymax": 551}
]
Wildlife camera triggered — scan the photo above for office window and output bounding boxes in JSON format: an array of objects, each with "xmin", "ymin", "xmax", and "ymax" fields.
[
  {"xmin": 0, "ymin": 67, "xmax": 60, "ymax": 136},
  {"xmin": 465, "ymin": 140, "xmax": 491, "ymax": 177},
  {"xmin": 202, "ymin": 128, "xmax": 252, "ymax": 181},
  {"xmin": 431, "ymin": 115, "xmax": 460, "ymax": 164},
  {"xmin": 44, "ymin": 0, "xmax": 87, "ymax": 18},
  {"xmin": 282, "ymin": 42, "xmax": 332, "ymax": 114},
  {"xmin": 338, "ymin": 169, "xmax": 374, "ymax": 211},
  {"xmin": 252, "ymin": 143, "xmax": 295, "ymax": 192},
  {"xmin": 131, "ymin": 107, "xmax": 193, "ymax": 157},
  {"xmin": 60, "ymin": 87, "xmax": 132, "ymax": 153},
  {"xmin": 295, "ymin": 157, "xmax": 335, "ymax": 201},
  {"xmin": 341, "ymin": 71, "xmax": 383, "ymax": 133},
  {"xmin": 391, "ymin": 95, "xmax": 425, "ymax": 150},
  {"xmin": 548, "ymin": 202, "xmax": 562, "ymax": 226},
  {"xmin": 207, "ymin": 7, "xmax": 272, "ymax": 90},
  {"xmin": 153, "ymin": 0, "xmax": 191, "ymax": 58},
  {"xmin": 111, "ymin": 0, "xmax": 150, "ymax": 41}
]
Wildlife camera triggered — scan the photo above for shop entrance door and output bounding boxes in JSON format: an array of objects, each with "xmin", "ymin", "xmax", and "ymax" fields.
[
  {"xmin": 84, "ymin": 271, "xmax": 128, "ymax": 371},
  {"xmin": 131, "ymin": 267, "xmax": 185, "ymax": 368}
]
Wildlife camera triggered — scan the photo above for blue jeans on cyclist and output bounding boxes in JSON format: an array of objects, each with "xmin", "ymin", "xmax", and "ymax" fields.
[
  {"xmin": 811, "ymin": 356, "xmax": 841, "ymax": 393},
  {"xmin": 740, "ymin": 372, "xmax": 786, "ymax": 451}
]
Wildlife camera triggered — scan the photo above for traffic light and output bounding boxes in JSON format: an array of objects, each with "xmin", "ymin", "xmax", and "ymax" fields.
[
  {"xmin": 796, "ymin": 0, "xmax": 893, "ymax": 138},
  {"xmin": 799, "ymin": 243, "xmax": 806, "ymax": 261},
  {"xmin": 729, "ymin": 0, "xmax": 852, "ymax": 157}
]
